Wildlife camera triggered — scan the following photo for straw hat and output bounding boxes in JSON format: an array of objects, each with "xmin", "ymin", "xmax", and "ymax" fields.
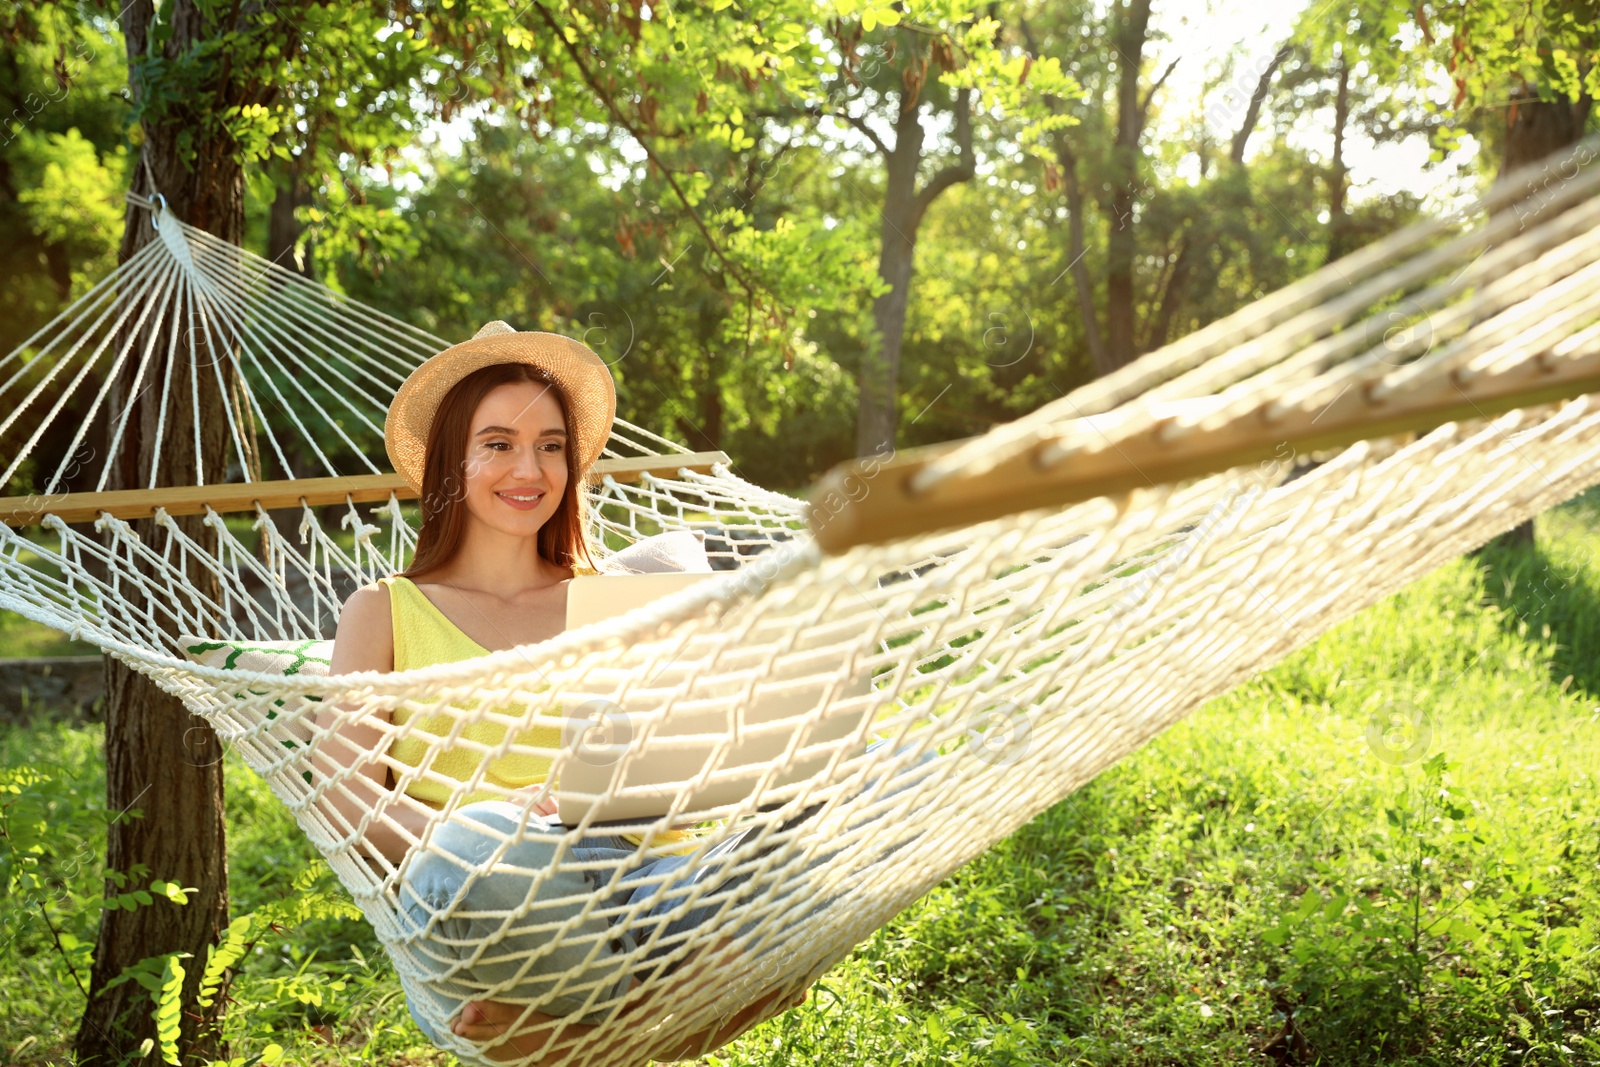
[{"xmin": 384, "ymin": 321, "xmax": 616, "ymax": 494}]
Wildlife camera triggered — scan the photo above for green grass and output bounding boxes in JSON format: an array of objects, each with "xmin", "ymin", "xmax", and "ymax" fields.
[
  {"xmin": 1, "ymin": 525, "xmax": 104, "ymax": 657},
  {"xmin": 0, "ymin": 609, "xmax": 98, "ymax": 657},
  {"xmin": 3, "ymin": 497, "xmax": 1599, "ymax": 1065}
]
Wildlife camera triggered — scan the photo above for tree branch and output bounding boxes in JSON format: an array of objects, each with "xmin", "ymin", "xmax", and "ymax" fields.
[
  {"xmin": 737, "ymin": 133, "xmax": 801, "ymax": 209},
  {"xmin": 1138, "ymin": 57, "xmax": 1180, "ymax": 125},
  {"xmin": 911, "ymin": 86, "xmax": 974, "ymax": 223},
  {"xmin": 841, "ymin": 111, "xmax": 891, "ymax": 157},
  {"xmin": 1229, "ymin": 41, "xmax": 1292, "ymax": 165}
]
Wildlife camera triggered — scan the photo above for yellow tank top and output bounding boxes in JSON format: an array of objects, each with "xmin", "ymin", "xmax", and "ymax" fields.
[
  {"xmin": 380, "ymin": 575, "xmax": 562, "ymax": 808},
  {"xmin": 379, "ymin": 574, "xmax": 694, "ymax": 849}
]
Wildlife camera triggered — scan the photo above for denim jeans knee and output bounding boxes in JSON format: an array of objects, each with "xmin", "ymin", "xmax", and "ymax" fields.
[{"xmin": 396, "ymin": 801, "xmax": 638, "ymax": 1032}]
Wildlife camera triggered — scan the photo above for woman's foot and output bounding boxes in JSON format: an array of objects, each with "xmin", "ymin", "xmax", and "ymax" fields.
[
  {"xmin": 451, "ymin": 1000, "xmax": 572, "ymax": 1064},
  {"xmin": 452, "ymin": 985, "xmax": 809, "ymax": 1065},
  {"xmin": 452, "ymin": 998, "xmax": 657, "ymax": 1067}
]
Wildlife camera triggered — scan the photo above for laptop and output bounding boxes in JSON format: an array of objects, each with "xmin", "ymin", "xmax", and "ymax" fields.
[{"xmin": 555, "ymin": 573, "xmax": 879, "ymax": 824}]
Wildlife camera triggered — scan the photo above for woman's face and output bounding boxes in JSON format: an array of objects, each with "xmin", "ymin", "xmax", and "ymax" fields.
[{"xmin": 459, "ymin": 380, "xmax": 570, "ymax": 539}]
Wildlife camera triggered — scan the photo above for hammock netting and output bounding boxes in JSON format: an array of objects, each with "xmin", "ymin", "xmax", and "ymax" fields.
[{"xmin": 5, "ymin": 138, "xmax": 1600, "ymax": 1064}]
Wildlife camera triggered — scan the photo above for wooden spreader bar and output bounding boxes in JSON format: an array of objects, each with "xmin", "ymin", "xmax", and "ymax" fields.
[
  {"xmin": 0, "ymin": 451, "xmax": 731, "ymax": 527},
  {"xmin": 808, "ymin": 356, "xmax": 1600, "ymax": 554}
]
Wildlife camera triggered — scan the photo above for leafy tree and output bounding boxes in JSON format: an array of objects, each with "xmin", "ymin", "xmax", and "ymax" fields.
[
  {"xmin": 320, "ymin": 114, "xmax": 870, "ymax": 488},
  {"xmin": 1416, "ymin": 0, "xmax": 1596, "ymax": 168},
  {"xmin": 821, "ymin": 8, "xmax": 1078, "ymax": 453},
  {"xmin": 0, "ymin": 8, "xmax": 131, "ymax": 508},
  {"xmin": 1018, "ymin": 0, "xmax": 1202, "ymax": 374}
]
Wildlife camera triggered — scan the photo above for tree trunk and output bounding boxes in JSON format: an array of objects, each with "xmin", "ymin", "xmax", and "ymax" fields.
[
  {"xmin": 1482, "ymin": 84, "xmax": 1591, "ymax": 551},
  {"xmin": 678, "ymin": 299, "xmax": 725, "ymax": 451},
  {"xmin": 1146, "ymin": 234, "xmax": 1193, "ymax": 351},
  {"xmin": 1058, "ymin": 142, "xmax": 1111, "ymax": 375},
  {"xmin": 859, "ymin": 141, "xmax": 919, "ymax": 456},
  {"xmin": 267, "ymin": 173, "xmax": 314, "ymax": 276},
  {"xmin": 676, "ymin": 380, "xmax": 723, "ymax": 453},
  {"xmin": 45, "ymin": 238, "xmax": 74, "ymax": 302},
  {"xmin": 855, "ymin": 84, "xmax": 974, "ymax": 457},
  {"xmin": 1499, "ymin": 87, "xmax": 1590, "ymax": 174},
  {"xmin": 76, "ymin": 1, "xmax": 246, "ymax": 1062},
  {"xmin": 1104, "ymin": 0, "xmax": 1155, "ymax": 370},
  {"xmin": 1228, "ymin": 42, "xmax": 1292, "ymax": 167},
  {"xmin": 1325, "ymin": 52, "xmax": 1353, "ymax": 265},
  {"xmin": 856, "ymin": 91, "xmax": 926, "ymax": 459}
]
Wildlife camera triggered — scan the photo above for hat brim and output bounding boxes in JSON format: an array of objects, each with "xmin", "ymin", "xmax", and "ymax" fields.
[{"xmin": 384, "ymin": 331, "xmax": 616, "ymax": 494}]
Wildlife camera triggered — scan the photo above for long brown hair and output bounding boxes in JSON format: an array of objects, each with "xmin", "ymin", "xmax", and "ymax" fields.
[{"xmin": 401, "ymin": 362, "xmax": 599, "ymax": 580}]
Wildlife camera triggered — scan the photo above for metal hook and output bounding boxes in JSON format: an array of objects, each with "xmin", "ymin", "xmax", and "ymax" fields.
[{"xmin": 150, "ymin": 192, "xmax": 168, "ymax": 232}]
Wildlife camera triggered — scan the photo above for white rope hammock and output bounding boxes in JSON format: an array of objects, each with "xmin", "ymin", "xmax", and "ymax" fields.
[{"xmin": 5, "ymin": 138, "xmax": 1600, "ymax": 1063}]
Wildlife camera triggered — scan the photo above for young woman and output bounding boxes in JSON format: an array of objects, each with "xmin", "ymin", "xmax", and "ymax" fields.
[{"xmin": 317, "ymin": 323, "xmax": 805, "ymax": 1064}]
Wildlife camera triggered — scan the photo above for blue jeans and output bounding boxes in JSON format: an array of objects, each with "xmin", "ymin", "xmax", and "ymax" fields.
[{"xmin": 396, "ymin": 739, "xmax": 937, "ymax": 1040}]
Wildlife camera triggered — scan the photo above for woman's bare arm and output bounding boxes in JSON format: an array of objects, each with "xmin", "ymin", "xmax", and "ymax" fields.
[{"xmin": 313, "ymin": 584, "xmax": 434, "ymax": 866}]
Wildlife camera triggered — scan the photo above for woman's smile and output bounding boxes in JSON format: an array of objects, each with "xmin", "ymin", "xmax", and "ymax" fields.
[{"xmin": 495, "ymin": 488, "xmax": 546, "ymax": 511}]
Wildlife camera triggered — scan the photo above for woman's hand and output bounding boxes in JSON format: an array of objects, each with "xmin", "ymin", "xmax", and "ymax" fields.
[{"xmin": 504, "ymin": 785, "xmax": 559, "ymax": 819}]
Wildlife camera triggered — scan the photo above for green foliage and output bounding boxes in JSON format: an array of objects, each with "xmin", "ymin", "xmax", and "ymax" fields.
[
  {"xmin": 104, "ymin": 952, "xmax": 188, "ymax": 1066},
  {"xmin": 11, "ymin": 128, "xmax": 124, "ymax": 267},
  {"xmin": 0, "ymin": 7, "xmax": 130, "ymax": 359},
  {"xmin": 0, "ymin": 0, "xmax": 1503, "ymax": 494},
  {"xmin": 0, "ymin": 724, "xmax": 121, "ymax": 1010},
  {"xmin": 0, "ymin": 719, "xmax": 429, "ymax": 1066},
  {"xmin": 1343, "ymin": 1, "xmax": 1600, "ymax": 165},
  {"xmin": 198, "ymin": 915, "xmax": 255, "ymax": 1010},
  {"xmin": 1255, "ymin": 750, "xmax": 1589, "ymax": 1052},
  {"xmin": 1417, "ymin": 0, "xmax": 1600, "ymax": 109}
]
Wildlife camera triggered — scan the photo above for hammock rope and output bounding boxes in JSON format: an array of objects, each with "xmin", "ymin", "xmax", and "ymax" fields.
[{"xmin": 3, "ymin": 139, "xmax": 1600, "ymax": 1064}]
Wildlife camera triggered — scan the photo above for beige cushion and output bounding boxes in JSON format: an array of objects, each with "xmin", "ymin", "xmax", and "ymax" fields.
[{"xmin": 599, "ymin": 530, "xmax": 712, "ymax": 574}]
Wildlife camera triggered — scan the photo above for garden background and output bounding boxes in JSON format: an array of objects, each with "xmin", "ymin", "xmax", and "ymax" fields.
[{"xmin": 1, "ymin": 1, "xmax": 1597, "ymax": 1064}]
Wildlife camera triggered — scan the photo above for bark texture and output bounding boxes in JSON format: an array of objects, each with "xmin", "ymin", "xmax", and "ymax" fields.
[{"xmin": 76, "ymin": 1, "xmax": 247, "ymax": 1061}]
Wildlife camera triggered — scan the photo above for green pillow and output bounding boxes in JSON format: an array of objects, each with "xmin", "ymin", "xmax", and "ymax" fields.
[
  {"xmin": 178, "ymin": 635, "xmax": 332, "ymax": 758},
  {"xmin": 179, "ymin": 635, "xmax": 332, "ymax": 677}
]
